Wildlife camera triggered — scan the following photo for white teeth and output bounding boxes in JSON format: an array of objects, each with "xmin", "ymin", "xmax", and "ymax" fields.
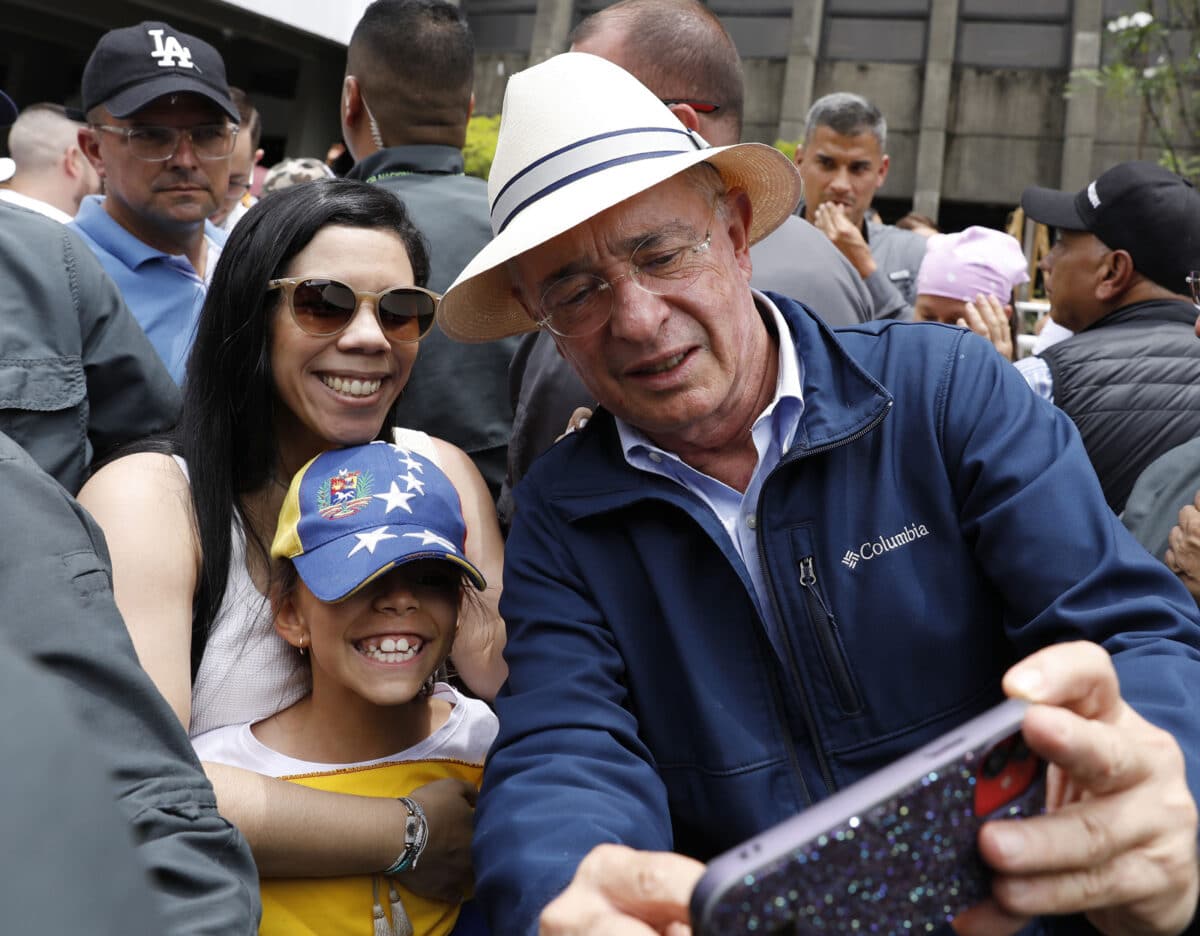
[
  {"xmin": 321, "ymin": 375, "xmax": 382, "ymax": 397},
  {"xmin": 357, "ymin": 636, "xmax": 422, "ymax": 663},
  {"xmin": 646, "ymin": 353, "xmax": 685, "ymax": 374}
]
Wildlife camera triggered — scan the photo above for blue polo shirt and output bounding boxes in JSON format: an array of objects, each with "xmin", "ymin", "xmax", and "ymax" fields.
[{"xmin": 70, "ymin": 196, "xmax": 225, "ymax": 385}]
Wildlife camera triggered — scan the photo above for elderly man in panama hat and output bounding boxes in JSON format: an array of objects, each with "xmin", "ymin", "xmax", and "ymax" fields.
[{"xmin": 439, "ymin": 53, "xmax": 1200, "ymax": 936}]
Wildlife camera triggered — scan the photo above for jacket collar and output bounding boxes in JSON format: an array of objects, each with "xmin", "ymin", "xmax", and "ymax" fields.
[
  {"xmin": 537, "ymin": 292, "xmax": 893, "ymax": 523},
  {"xmin": 1087, "ymin": 297, "xmax": 1199, "ymax": 332},
  {"xmin": 346, "ymin": 145, "xmax": 465, "ymax": 182}
]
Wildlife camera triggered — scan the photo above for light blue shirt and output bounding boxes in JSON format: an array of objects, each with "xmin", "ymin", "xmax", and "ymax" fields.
[
  {"xmin": 70, "ymin": 195, "xmax": 225, "ymax": 385},
  {"xmin": 616, "ymin": 291, "xmax": 805, "ymax": 633}
]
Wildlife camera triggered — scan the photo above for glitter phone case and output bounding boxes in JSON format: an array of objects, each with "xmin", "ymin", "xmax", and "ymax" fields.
[{"xmin": 690, "ymin": 698, "xmax": 1046, "ymax": 935}]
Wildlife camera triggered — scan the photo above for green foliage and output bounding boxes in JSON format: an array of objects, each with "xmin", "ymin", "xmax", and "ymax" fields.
[
  {"xmin": 1070, "ymin": 2, "xmax": 1200, "ymax": 182},
  {"xmin": 773, "ymin": 138, "xmax": 801, "ymax": 162},
  {"xmin": 463, "ymin": 114, "xmax": 502, "ymax": 180}
]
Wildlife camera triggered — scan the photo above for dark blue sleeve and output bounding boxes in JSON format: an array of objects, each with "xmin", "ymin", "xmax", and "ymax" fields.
[
  {"xmin": 939, "ymin": 329, "xmax": 1200, "ymax": 811},
  {"xmin": 474, "ymin": 478, "xmax": 675, "ymax": 936}
]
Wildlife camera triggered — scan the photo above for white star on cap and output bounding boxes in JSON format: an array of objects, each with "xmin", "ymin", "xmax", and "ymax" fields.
[
  {"xmin": 402, "ymin": 530, "xmax": 457, "ymax": 552},
  {"xmin": 402, "ymin": 472, "xmax": 426, "ymax": 494},
  {"xmin": 389, "ymin": 442, "xmax": 411, "ymax": 458},
  {"xmin": 348, "ymin": 527, "xmax": 397, "ymax": 557},
  {"xmin": 374, "ymin": 481, "xmax": 416, "ymax": 515},
  {"xmin": 399, "ymin": 453, "xmax": 424, "ymax": 473}
]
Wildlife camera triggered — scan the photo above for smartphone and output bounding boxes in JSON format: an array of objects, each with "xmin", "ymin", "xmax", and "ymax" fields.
[{"xmin": 690, "ymin": 697, "xmax": 1046, "ymax": 936}]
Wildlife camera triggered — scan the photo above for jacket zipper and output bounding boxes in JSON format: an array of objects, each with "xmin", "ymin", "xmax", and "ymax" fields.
[
  {"xmin": 799, "ymin": 555, "xmax": 862, "ymax": 715},
  {"xmin": 756, "ymin": 542, "xmax": 816, "ymax": 805},
  {"xmin": 758, "ymin": 399, "xmax": 894, "ymax": 796}
]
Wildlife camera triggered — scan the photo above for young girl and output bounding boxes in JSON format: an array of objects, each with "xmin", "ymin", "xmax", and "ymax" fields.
[{"xmin": 192, "ymin": 440, "xmax": 498, "ymax": 936}]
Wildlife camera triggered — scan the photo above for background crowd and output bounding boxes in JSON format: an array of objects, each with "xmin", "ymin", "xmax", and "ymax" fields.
[{"xmin": 0, "ymin": 1, "xmax": 1198, "ymax": 935}]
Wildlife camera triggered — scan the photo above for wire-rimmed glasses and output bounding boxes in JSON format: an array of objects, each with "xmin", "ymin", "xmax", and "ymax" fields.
[
  {"xmin": 535, "ymin": 225, "xmax": 715, "ymax": 338},
  {"xmin": 91, "ymin": 122, "xmax": 238, "ymax": 162}
]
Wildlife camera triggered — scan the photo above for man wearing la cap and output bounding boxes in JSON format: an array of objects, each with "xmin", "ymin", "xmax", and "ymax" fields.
[
  {"xmin": 70, "ymin": 21, "xmax": 239, "ymax": 385},
  {"xmin": 437, "ymin": 53, "xmax": 1200, "ymax": 935},
  {"xmin": 1017, "ymin": 161, "xmax": 1200, "ymax": 513}
]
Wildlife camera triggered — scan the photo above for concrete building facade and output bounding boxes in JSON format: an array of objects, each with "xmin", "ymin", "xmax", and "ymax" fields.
[{"xmin": 0, "ymin": 0, "xmax": 1187, "ymax": 228}]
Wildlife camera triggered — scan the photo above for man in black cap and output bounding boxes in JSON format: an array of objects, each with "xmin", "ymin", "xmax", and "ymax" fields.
[
  {"xmin": 1017, "ymin": 161, "xmax": 1200, "ymax": 513},
  {"xmin": 71, "ymin": 21, "xmax": 240, "ymax": 385}
]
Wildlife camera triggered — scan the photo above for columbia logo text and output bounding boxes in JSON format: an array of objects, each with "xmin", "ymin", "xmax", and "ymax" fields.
[{"xmin": 842, "ymin": 522, "xmax": 931, "ymax": 571}]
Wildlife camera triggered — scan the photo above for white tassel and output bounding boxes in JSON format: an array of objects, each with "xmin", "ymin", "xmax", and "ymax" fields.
[
  {"xmin": 372, "ymin": 877, "xmax": 392, "ymax": 936},
  {"xmin": 388, "ymin": 882, "xmax": 414, "ymax": 936}
]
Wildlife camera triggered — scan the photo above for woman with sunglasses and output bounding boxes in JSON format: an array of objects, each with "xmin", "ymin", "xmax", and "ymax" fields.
[{"xmin": 78, "ymin": 178, "xmax": 504, "ymax": 903}]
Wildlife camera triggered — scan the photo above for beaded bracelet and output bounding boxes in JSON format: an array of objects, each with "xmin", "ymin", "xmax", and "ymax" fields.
[{"xmin": 383, "ymin": 795, "xmax": 429, "ymax": 875}]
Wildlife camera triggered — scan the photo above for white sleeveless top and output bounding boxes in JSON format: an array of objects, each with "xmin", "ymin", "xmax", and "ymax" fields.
[{"xmin": 182, "ymin": 428, "xmax": 442, "ymax": 737}]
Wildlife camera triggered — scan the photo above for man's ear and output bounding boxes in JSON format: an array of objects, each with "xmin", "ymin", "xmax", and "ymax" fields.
[
  {"xmin": 792, "ymin": 144, "xmax": 805, "ymax": 169},
  {"xmin": 252, "ymin": 147, "xmax": 264, "ymax": 169},
  {"xmin": 666, "ymin": 102, "xmax": 702, "ymax": 133},
  {"xmin": 63, "ymin": 144, "xmax": 85, "ymax": 180},
  {"xmin": 724, "ymin": 187, "xmax": 754, "ymax": 282},
  {"xmin": 876, "ymin": 152, "xmax": 890, "ymax": 188},
  {"xmin": 272, "ymin": 590, "xmax": 309, "ymax": 651},
  {"xmin": 1097, "ymin": 249, "xmax": 1138, "ymax": 302},
  {"xmin": 77, "ymin": 126, "xmax": 105, "ymax": 177},
  {"xmin": 342, "ymin": 75, "xmax": 364, "ymax": 131}
]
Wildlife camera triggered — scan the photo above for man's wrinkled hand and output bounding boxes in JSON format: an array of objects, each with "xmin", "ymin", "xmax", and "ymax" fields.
[
  {"xmin": 540, "ymin": 844, "xmax": 704, "ymax": 936},
  {"xmin": 981, "ymin": 642, "xmax": 1199, "ymax": 936}
]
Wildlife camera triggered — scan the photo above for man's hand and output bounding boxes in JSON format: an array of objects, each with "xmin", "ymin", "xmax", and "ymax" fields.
[
  {"xmin": 402, "ymin": 778, "xmax": 478, "ymax": 902},
  {"xmin": 957, "ymin": 293, "xmax": 1014, "ymax": 361},
  {"xmin": 978, "ymin": 642, "xmax": 1199, "ymax": 935},
  {"xmin": 539, "ymin": 844, "xmax": 704, "ymax": 935},
  {"xmin": 811, "ymin": 202, "xmax": 877, "ymax": 278},
  {"xmin": 1165, "ymin": 491, "xmax": 1200, "ymax": 603}
]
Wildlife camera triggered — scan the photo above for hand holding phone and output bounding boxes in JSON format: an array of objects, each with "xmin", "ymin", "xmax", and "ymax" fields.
[{"xmin": 690, "ymin": 698, "xmax": 1046, "ymax": 935}]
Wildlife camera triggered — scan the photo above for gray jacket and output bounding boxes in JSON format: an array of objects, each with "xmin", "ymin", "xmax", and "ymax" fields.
[
  {"xmin": 0, "ymin": 431, "xmax": 260, "ymax": 933},
  {"xmin": 0, "ymin": 202, "xmax": 180, "ymax": 493},
  {"xmin": 863, "ymin": 218, "xmax": 928, "ymax": 320},
  {"xmin": 0, "ymin": 642, "xmax": 167, "ymax": 933}
]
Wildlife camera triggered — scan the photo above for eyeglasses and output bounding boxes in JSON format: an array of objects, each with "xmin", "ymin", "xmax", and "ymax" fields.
[
  {"xmin": 1189, "ymin": 271, "xmax": 1200, "ymax": 306},
  {"xmin": 91, "ymin": 123, "xmax": 238, "ymax": 162},
  {"xmin": 536, "ymin": 225, "xmax": 714, "ymax": 338},
  {"xmin": 268, "ymin": 277, "xmax": 440, "ymax": 343},
  {"xmin": 660, "ymin": 99, "xmax": 721, "ymax": 114}
]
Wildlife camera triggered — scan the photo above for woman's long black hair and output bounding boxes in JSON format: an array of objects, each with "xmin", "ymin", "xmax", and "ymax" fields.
[{"xmin": 180, "ymin": 178, "xmax": 430, "ymax": 677}]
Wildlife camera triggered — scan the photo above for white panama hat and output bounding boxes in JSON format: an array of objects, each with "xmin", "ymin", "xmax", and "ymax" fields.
[{"xmin": 437, "ymin": 52, "xmax": 803, "ymax": 343}]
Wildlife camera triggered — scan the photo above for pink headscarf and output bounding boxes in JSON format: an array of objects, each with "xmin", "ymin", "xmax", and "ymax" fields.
[{"xmin": 916, "ymin": 226, "xmax": 1029, "ymax": 302}]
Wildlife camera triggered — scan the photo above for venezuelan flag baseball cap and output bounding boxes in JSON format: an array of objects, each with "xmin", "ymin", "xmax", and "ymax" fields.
[{"xmin": 271, "ymin": 440, "xmax": 486, "ymax": 602}]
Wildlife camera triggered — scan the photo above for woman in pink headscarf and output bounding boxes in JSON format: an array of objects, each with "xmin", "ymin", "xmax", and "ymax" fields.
[{"xmin": 913, "ymin": 225, "xmax": 1030, "ymax": 360}]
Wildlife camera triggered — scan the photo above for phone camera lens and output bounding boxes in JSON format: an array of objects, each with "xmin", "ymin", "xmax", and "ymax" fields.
[{"xmin": 981, "ymin": 745, "xmax": 1010, "ymax": 778}]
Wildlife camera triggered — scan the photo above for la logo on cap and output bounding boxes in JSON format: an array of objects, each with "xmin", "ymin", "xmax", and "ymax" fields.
[{"xmin": 148, "ymin": 28, "xmax": 194, "ymax": 69}]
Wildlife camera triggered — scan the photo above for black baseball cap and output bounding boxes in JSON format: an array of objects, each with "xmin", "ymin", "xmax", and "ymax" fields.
[
  {"xmin": 81, "ymin": 21, "xmax": 238, "ymax": 122},
  {"xmin": 1021, "ymin": 161, "xmax": 1200, "ymax": 294}
]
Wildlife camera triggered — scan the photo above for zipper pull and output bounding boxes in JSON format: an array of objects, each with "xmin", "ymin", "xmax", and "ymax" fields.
[{"xmin": 799, "ymin": 555, "xmax": 816, "ymax": 587}]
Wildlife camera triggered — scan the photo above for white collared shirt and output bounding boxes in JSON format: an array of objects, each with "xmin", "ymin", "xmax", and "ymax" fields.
[
  {"xmin": 0, "ymin": 188, "xmax": 73, "ymax": 224},
  {"xmin": 615, "ymin": 290, "xmax": 805, "ymax": 632}
]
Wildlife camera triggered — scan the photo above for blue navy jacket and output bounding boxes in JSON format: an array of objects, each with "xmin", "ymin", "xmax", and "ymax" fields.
[{"xmin": 476, "ymin": 294, "xmax": 1200, "ymax": 935}]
